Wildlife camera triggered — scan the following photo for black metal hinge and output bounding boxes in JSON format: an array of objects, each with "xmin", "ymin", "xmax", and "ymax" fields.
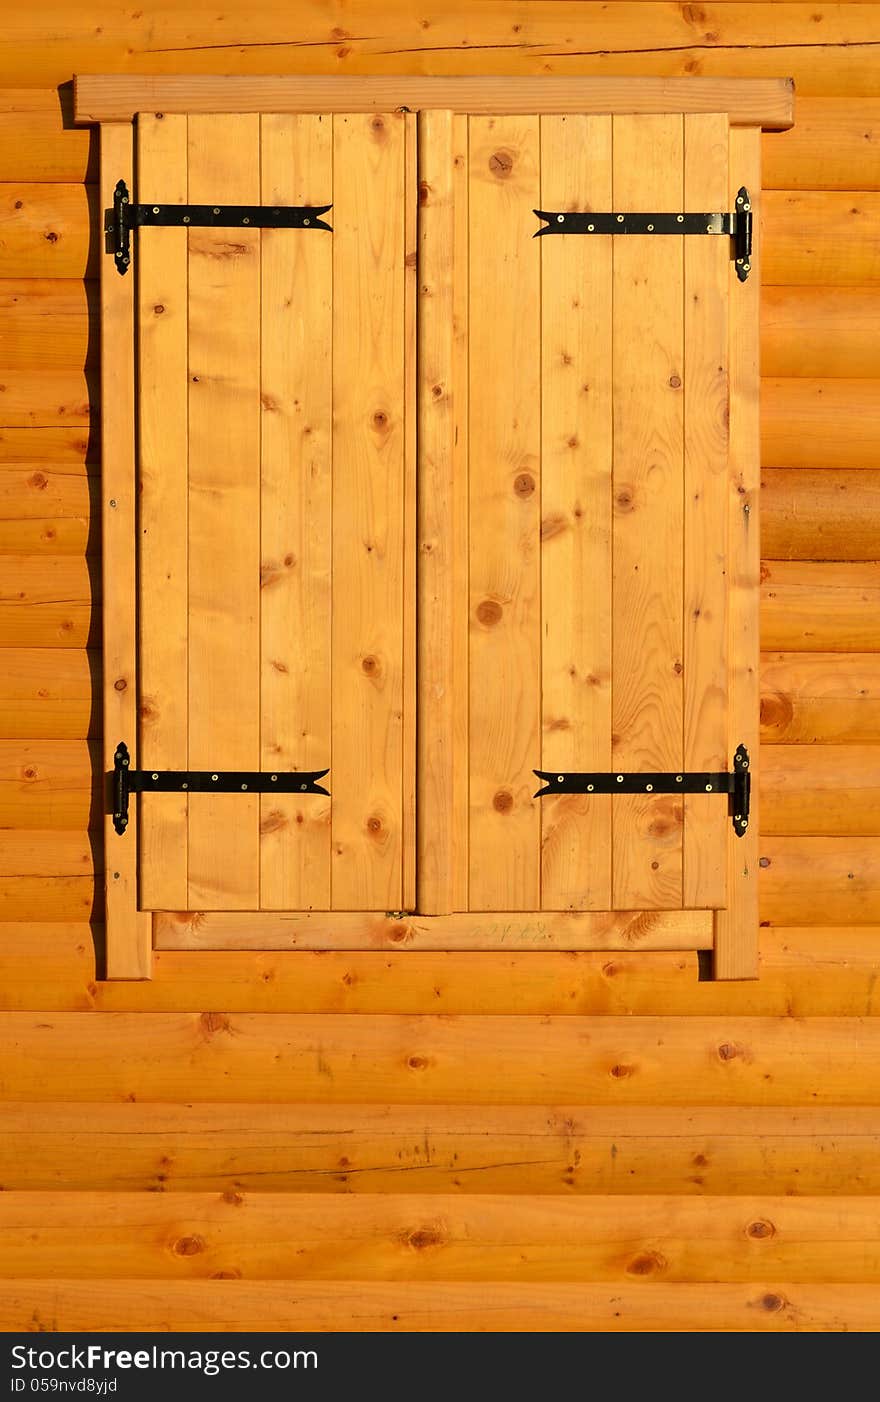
[
  {"xmin": 106, "ymin": 179, "xmax": 333, "ymax": 274},
  {"xmin": 534, "ymin": 187, "xmax": 753, "ymax": 281},
  {"xmin": 112, "ymin": 742, "xmax": 329, "ymax": 835},
  {"xmin": 534, "ymin": 744, "xmax": 751, "ymax": 837}
]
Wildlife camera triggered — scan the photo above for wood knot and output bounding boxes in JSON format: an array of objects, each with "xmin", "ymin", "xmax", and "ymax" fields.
[
  {"xmin": 692, "ymin": 1153, "xmax": 709, "ymax": 1168},
  {"xmin": 493, "ymin": 789, "xmax": 513, "ymax": 813},
  {"xmin": 403, "ymin": 1225, "xmax": 444, "ymax": 1251},
  {"xmin": 260, "ymin": 810, "xmax": 287, "ymax": 836},
  {"xmin": 476, "ymin": 598, "xmax": 502, "ymax": 627},
  {"xmin": 172, "ymin": 1235, "xmax": 204, "ymax": 1257},
  {"xmin": 28, "ymin": 472, "xmax": 48, "ymax": 490},
  {"xmin": 540, "ymin": 513, "xmax": 567, "ymax": 541},
  {"xmin": 489, "ymin": 149, "xmax": 514, "ymax": 178},
  {"xmin": 114, "ymin": 677, "xmax": 127, "ymax": 691},
  {"xmin": 372, "ymin": 410, "xmax": 389, "ymax": 431},
  {"xmin": 22, "ymin": 767, "xmax": 37, "ymax": 781},
  {"xmin": 759, "ymin": 856, "xmax": 771, "ymax": 868},
  {"xmin": 746, "ymin": 1218, "xmax": 776, "ymax": 1240},
  {"xmin": 514, "ymin": 472, "xmax": 535, "ymax": 498},
  {"xmin": 222, "ymin": 1190, "xmax": 244, "ymax": 1206},
  {"xmin": 717, "ymin": 1041, "xmax": 741, "ymax": 1061},
  {"xmin": 759, "ymin": 1292, "xmax": 785, "ymax": 1313},
  {"xmin": 668, "ymin": 374, "xmax": 682, "ymax": 389},
  {"xmin": 626, "ymin": 1250, "xmax": 666, "ymax": 1277},
  {"xmin": 407, "ymin": 1054, "xmax": 428, "ymax": 1070},
  {"xmin": 615, "ymin": 489, "xmax": 634, "ymax": 512},
  {"xmin": 370, "ymin": 115, "xmax": 385, "ymax": 134},
  {"xmin": 610, "ymin": 1063, "xmax": 633, "ymax": 1079},
  {"xmin": 366, "ymin": 815, "xmax": 384, "ymax": 835},
  {"xmin": 419, "ymin": 180, "xmax": 430, "ymax": 206},
  {"xmin": 362, "ymin": 654, "xmax": 379, "ymax": 676},
  {"xmin": 154, "ymin": 303, "xmax": 165, "ymax": 315},
  {"xmin": 431, "ymin": 382, "xmax": 443, "ymax": 398}
]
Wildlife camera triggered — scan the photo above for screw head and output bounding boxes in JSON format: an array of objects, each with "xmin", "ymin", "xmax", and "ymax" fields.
[
  {"xmin": 705, "ymin": 784, "xmax": 713, "ymax": 792},
  {"xmin": 151, "ymin": 773, "xmax": 159, "ymax": 781},
  {"xmin": 677, "ymin": 214, "xmax": 684, "ymax": 223},
  {"xmin": 557, "ymin": 214, "xmax": 565, "ymax": 224},
  {"xmin": 182, "ymin": 216, "xmax": 190, "ymax": 223},
  {"xmin": 557, "ymin": 775, "xmax": 565, "ymax": 783},
  {"xmin": 646, "ymin": 783, "xmax": 653, "ymax": 792},
  {"xmin": 303, "ymin": 217, "xmax": 310, "ymax": 226},
  {"xmin": 587, "ymin": 223, "xmax": 595, "ymax": 232},
  {"xmin": 616, "ymin": 214, "xmax": 624, "ymax": 223},
  {"xmin": 587, "ymin": 784, "xmax": 594, "ymax": 792},
  {"xmin": 300, "ymin": 783, "xmax": 308, "ymax": 791},
  {"xmin": 211, "ymin": 774, "xmax": 219, "ymax": 782},
  {"xmin": 152, "ymin": 206, "xmax": 160, "ymax": 214},
  {"xmin": 616, "ymin": 775, "xmax": 624, "ymax": 783}
]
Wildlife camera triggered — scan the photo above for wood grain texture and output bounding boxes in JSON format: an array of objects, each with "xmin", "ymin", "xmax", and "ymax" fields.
[
  {"xmin": 761, "ymin": 562, "xmax": 880, "ymax": 652},
  {"xmin": 761, "ymin": 653, "xmax": 880, "ymax": 743},
  {"xmin": 4, "ymin": 1279, "xmax": 879, "ymax": 1332},
  {"xmin": 0, "ymin": 556, "xmax": 94, "ymax": 647},
  {"xmin": 0, "ymin": 739, "xmax": 97, "ymax": 828},
  {"xmin": 539, "ymin": 113, "xmax": 612, "ymax": 911},
  {"xmin": 3, "ymin": 1191, "xmax": 880, "ymax": 1283},
  {"xmin": 762, "ymin": 379, "xmax": 880, "ymax": 470},
  {"xmin": 0, "ymin": 427, "xmax": 94, "ymax": 465},
  {"xmin": 761, "ymin": 746, "xmax": 880, "ymax": 834},
  {"xmin": 0, "ymin": 463, "xmax": 93, "ymax": 555},
  {"xmin": 9, "ymin": 925, "xmax": 880, "ymax": 1019},
  {"xmin": 763, "ymin": 193, "xmax": 880, "ymax": 286},
  {"xmin": 153, "ymin": 909, "xmax": 711, "ymax": 952},
  {"xmin": 467, "ymin": 114, "xmax": 541, "ymax": 911},
  {"xmin": 0, "ymin": 280, "xmax": 94, "ymax": 368},
  {"xmin": 5, "ymin": 1012, "xmax": 880, "ymax": 1105},
  {"xmin": 0, "ymin": 184, "xmax": 95, "ymax": 278},
  {"xmin": 762, "ymin": 469, "xmax": 880, "ymax": 560},
  {"xmin": 0, "ymin": 103, "xmax": 94, "ymax": 182},
  {"xmin": 762, "ymin": 97, "xmax": 880, "ymax": 190},
  {"xmin": 760, "ymin": 836, "xmax": 880, "ymax": 923},
  {"xmin": 3, "ymin": 1103, "xmax": 880, "ymax": 1197},
  {"xmin": 0, "ymin": 369, "xmax": 91, "ymax": 427},
  {"xmin": 73, "ymin": 74, "xmax": 795, "ymax": 126},
  {"xmin": 0, "ymin": 648, "xmax": 96, "ymax": 739},
  {"xmin": 761, "ymin": 288, "xmax": 880, "ymax": 379}
]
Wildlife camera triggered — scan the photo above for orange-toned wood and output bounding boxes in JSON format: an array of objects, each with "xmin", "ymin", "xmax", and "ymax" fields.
[
  {"xmin": 761, "ymin": 836, "xmax": 880, "ymax": 924},
  {"xmin": 539, "ymin": 113, "xmax": 612, "ymax": 911},
  {"xmin": 0, "ymin": 184, "xmax": 95, "ymax": 278},
  {"xmin": 611, "ymin": 114, "xmax": 684, "ymax": 909},
  {"xmin": 762, "ymin": 97, "xmax": 880, "ymax": 191},
  {"xmin": 762, "ymin": 379, "xmax": 880, "ymax": 470},
  {"xmin": 761, "ymin": 653, "xmax": 880, "ymax": 743},
  {"xmin": 761, "ymin": 745, "xmax": 880, "ymax": 835},
  {"xmin": 761, "ymin": 563, "xmax": 880, "ymax": 653},
  {"xmin": 100, "ymin": 123, "xmax": 150, "ymax": 979},
  {"xmin": 258, "ymin": 113, "xmax": 332, "ymax": 911},
  {"xmin": 0, "ymin": 739, "xmax": 96, "ymax": 828},
  {"xmin": 0, "ymin": 556, "xmax": 95, "ymax": 648},
  {"xmin": 0, "ymin": 649, "xmax": 96, "ymax": 739},
  {"xmin": 762, "ymin": 469, "xmax": 880, "ymax": 560},
  {"xmin": 763, "ymin": 193, "xmax": 880, "ymax": 286},
  {"xmin": 761, "ymin": 288, "xmax": 880, "ymax": 379},
  {"xmin": 74, "ymin": 75, "xmax": 795, "ymax": 128},
  {"xmin": 0, "ymin": 463, "xmax": 92, "ymax": 555},
  {"xmin": 0, "ymin": 280, "xmax": 95, "ymax": 367}
]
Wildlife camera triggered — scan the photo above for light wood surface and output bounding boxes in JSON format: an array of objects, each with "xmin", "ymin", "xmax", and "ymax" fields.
[
  {"xmin": 762, "ymin": 470, "xmax": 880, "ymax": 560},
  {"xmin": 761, "ymin": 562, "xmax": 880, "ymax": 652},
  {"xmin": 761, "ymin": 652, "xmax": 880, "ymax": 743}
]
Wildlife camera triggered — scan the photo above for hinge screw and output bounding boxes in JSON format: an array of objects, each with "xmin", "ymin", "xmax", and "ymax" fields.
[
  {"xmin": 557, "ymin": 214, "xmax": 565, "ymax": 224},
  {"xmin": 152, "ymin": 206, "xmax": 160, "ymax": 214}
]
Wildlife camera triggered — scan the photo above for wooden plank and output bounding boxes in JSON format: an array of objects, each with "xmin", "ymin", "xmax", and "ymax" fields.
[
  {"xmin": 0, "ymin": 830, "xmax": 94, "ymax": 877},
  {"xmin": 761, "ymin": 288, "xmax": 880, "ymax": 379},
  {"xmin": 682, "ymin": 113, "xmax": 729, "ymax": 910},
  {"xmin": 0, "ymin": 739, "xmax": 96, "ymax": 828},
  {"xmin": 0, "ymin": 877, "xmax": 93, "ymax": 922},
  {"xmin": 7, "ymin": 1011, "xmax": 880, "ymax": 1106},
  {"xmin": 761, "ymin": 653, "xmax": 880, "ymax": 743},
  {"xmin": 0, "ymin": 184, "xmax": 95, "ymax": 278},
  {"xmin": 137, "ymin": 112, "xmax": 188, "ymax": 912},
  {"xmin": 100, "ymin": 124, "xmax": 149, "ymax": 980},
  {"xmin": 763, "ymin": 192, "xmax": 880, "ymax": 286},
  {"xmin": 331, "ymin": 113, "xmax": 407, "ymax": 911},
  {"xmin": 761, "ymin": 836, "xmax": 880, "ymax": 924},
  {"xmin": 761, "ymin": 745, "xmax": 880, "ymax": 835},
  {"xmin": 257, "ymin": 121, "xmax": 332, "ymax": 906},
  {"xmin": 0, "ymin": 555, "xmax": 94, "ymax": 647},
  {"xmin": 74, "ymin": 75, "xmax": 795, "ymax": 128},
  {"xmin": 0, "ymin": 463, "xmax": 93, "ymax": 555},
  {"xmin": 258, "ymin": 114, "xmax": 332, "ymax": 912},
  {"xmin": 539, "ymin": 114, "xmax": 612, "ymax": 911},
  {"xmin": 467, "ymin": 115, "xmax": 541, "ymax": 912},
  {"xmin": 761, "ymin": 562, "xmax": 880, "ymax": 653},
  {"xmin": 762, "ymin": 469, "xmax": 880, "ymax": 560},
  {"xmin": 762, "ymin": 379, "xmax": 880, "ymax": 470},
  {"xmin": 154, "ymin": 908, "xmax": 711, "ymax": 951},
  {"xmin": 0, "ymin": 118, "xmax": 93, "ymax": 183},
  {"xmin": 0, "ymin": 280, "xmax": 94, "ymax": 368},
  {"xmin": 0, "ymin": 427, "xmax": 94, "ymax": 465},
  {"xmin": 5, "ymin": 1191, "xmax": 880, "ymax": 1284},
  {"xmin": 4, "ymin": 1279, "xmax": 880, "ymax": 1333},
  {"xmin": 715, "ymin": 127, "xmax": 761, "ymax": 978},
  {"xmin": 0, "ymin": 369, "xmax": 91, "ymax": 427},
  {"xmin": 402, "ymin": 111, "xmax": 418, "ymax": 914},
  {"xmin": 186, "ymin": 114, "xmax": 261, "ymax": 911},
  {"xmin": 0, "ymin": 648, "xmax": 96, "ymax": 739},
  {"xmin": 6, "ymin": 923, "xmax": 879, "ymax": 1019},
  {"xmin": 762, "ymin": 97, "xmax": 880, "ymax": 191},
  {"xmin": 416, "ymin": 109, "xmax": 469, "ymax": 913},
  {"xmin": 611, "ymin": 114, "xmax": 683, "ymax": 910},
  {"xmin": 4, "ymin": 1102, "xmax": 880, "ymax": 1196}
]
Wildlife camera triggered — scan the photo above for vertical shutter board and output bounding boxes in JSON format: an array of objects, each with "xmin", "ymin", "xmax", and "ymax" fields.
[
  {"xmin": 100, "ymin": 122, "xmax": 151, "ymax": 978},
  {"xmin": 136, "ymin": 112, "xmax": 188, "ymax": 911},
  {"xmin": 186, "ymin": 113, "xmax": 261, "ymax": 910},
  {"xmin": 539, "ymin": 113, "xmax": 613, "ymax": 912},
  {"xmin": 714, "ymin": 126, "xmax": 761, "ymax": 981},
  {"xmin": 467, "ymin": 115, "xmax": 541, "ymax": 913},
  {"xmin": 401, "ymin": 111, "xmax": 418, "ymax": 915},
  {"xmin": 330, "ymin": 112, "xmax": 406, "ymax": 912},
  {"xmin": 258, "ymin": 113, "xmax": 332, "ymax": 912},
  {"xmin": 683, "ymin": 114, "xmax": 731, "ymax": 910},
  {"xmin": 611, "ymin": 114, "xmax": 685, "ymax": 910},
  {"xmin": 416, "ymin": 109, "xmax": 470, "ymax": 915}
]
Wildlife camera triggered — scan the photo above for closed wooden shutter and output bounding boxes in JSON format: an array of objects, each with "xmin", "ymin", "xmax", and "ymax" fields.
[{"xmin": 133, "ymin": 111, "xmax": 416, "ymax": 916}]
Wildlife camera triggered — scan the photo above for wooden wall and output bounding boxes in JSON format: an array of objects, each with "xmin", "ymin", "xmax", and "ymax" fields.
[{"xmin": 1, "ymin": 4, "xmax": 879, "ymax": 1332}]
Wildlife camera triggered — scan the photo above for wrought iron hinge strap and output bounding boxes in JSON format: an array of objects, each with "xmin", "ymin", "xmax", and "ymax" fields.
[
  {"xmin": 534, "ymin": 745, "xmax": 751, "ymax": 837},
  {"xmin": 107, "ymin": 180, "xmax": 333, "ymax": 274},
  {"xmin": 534, "ymin": 187, "xmax": 753, "ymax": 281},
  {"xmin": 112, "ymin": 742, "xmax": 329, "ymax": 835}
]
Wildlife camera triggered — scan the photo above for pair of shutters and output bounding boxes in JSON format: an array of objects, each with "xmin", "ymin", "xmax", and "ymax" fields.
[{"xmin": 89, "ymin": 81, "xmax": 769, "ymax": 976}]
